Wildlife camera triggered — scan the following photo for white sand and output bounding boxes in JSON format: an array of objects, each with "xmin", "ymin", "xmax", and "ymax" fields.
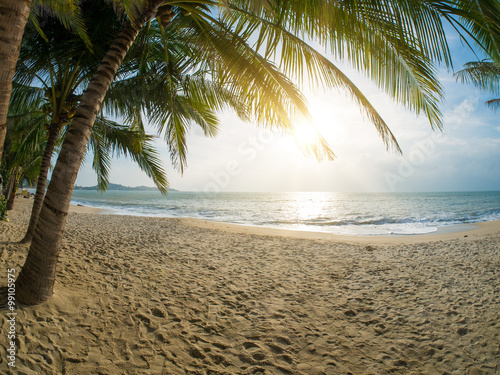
[{"xmin": 1, "ymin": 198, "xmax": 499, "ymax": 374}]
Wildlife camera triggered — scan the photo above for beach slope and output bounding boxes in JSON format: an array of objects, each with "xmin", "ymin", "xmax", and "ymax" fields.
[{"xmin": 1, "ymin": 199, "xmax": 499, "ymax": 374}]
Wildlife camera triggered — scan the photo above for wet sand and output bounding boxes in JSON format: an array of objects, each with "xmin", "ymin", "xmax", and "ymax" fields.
[{"xmin": 1, "ymin": 198, "xmax": 499, "ymax": 374}]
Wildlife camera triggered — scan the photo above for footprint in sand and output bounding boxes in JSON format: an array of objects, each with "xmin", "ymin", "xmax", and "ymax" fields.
[
  {"xmin": 243, "ymin": 342, "xmax": 260, "ymax": 350},
  {"xmin": 266, "ymin": 343, "xmax": 285, "ymax": 354},
  {"xmin": 241, "ymin": 342, "xmax": 269, "ymax": 363}
]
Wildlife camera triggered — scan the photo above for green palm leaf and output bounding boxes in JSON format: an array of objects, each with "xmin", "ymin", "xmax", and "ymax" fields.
[
  {"xmin": 89, "ymin": 117, "xmax": 169, "ymax": 193},
  {"xmin": 455, "ymin": 60, "xmax": 500, "ymax": 111}
]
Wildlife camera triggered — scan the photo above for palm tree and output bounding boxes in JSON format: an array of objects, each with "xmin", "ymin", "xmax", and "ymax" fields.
[
  {"xmin": 12, "ymin": 2, "xmax": 122, "ymax": 243},
  {"xmin": 13, "ymin": 1, "xmax": 253, "ymax": 244},
  {"xmin": 11, "ymin": 5, "xmax": 170, "ymax": 243},
  {"xmin": 0, "ymin": 0, "xmax": 88, "ymax": 169},
  {"xmin": 455, "ymin": 60, "xmax": 500, "ymax": 111},
  {"xmin": 15, "ymin": 1, "xmax": 500, "ymax": 305}
]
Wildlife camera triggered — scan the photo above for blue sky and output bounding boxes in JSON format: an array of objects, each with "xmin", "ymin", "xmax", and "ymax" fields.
[{"xmin": 75, "ymin": 27, "xmax": 500, "ymax": 192}]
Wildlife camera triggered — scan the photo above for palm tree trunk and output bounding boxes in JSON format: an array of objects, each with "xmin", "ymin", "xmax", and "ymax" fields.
[
  {"xmin": 4, "ymin": 170, "xmax": 18, "ymax": 207},
  {"xmin": 6, "ymin": 173, "xmax": 20, "ymax": 210},
  {"xmin": 20, "ymin": 124, "xmax": 60, "ymax": 243},
  {"xmin": 0, "ymin": 0, "xmax": 32, "ymax": 167},
  {"xmin": 3, "ymin": 173, "xmax": 15, "ymax": 202},
  {"xmin": 15, "ymin": 3, "xmax": 163, "ymax": 305}
]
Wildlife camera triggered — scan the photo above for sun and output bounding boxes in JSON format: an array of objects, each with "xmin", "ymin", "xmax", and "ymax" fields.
[
  {"xmin": 290, "ymin": 122, "xmax": 336, "ymax": 160},
  {"xmin": 292, "ymin": 123, "xmax": 320, "ymax": 148}
]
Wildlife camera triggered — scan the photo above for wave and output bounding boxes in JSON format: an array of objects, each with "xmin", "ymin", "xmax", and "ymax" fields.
[{"xmin": 261, "ymin": 208, "xmax": 500, "ymax": 228}]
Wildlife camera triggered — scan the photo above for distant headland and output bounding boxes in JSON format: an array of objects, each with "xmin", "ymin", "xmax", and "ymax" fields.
[{"xmin": 74, "ymin": 183, "xmax": 178, "ymax": 192}]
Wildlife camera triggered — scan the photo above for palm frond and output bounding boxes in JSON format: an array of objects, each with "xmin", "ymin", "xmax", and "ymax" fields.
[
  {"xmin": 9, "ymin": 84, "xmax": 46, "ymax": 115},
  {"xmin": 176, "ymin": 13, "xmax": 310, "ymax": 127},
  {"xmin": 90, "ymin": 117, "xmax": 169, "ymax": 193},
  {"xmin": 4, "ymin": 114, "xmax": 48, "ymax": 173},
  {"xmin": 455, "ymin": 60, "xmax": 500, "ymax": 111},
  {"xmin": 437, "ymin": 0, "xmax": 500, "ymax": 62},
  {"xmin": 455, "ymin": 60, "xmax": 500, "ymax": 94},
  {"xmin": 32, "ymin": 0, "xmax": 91, "ymax": 48},
  {"xmin": 221, "ymin": 1, "xmax": 445, "ymax": 132}
]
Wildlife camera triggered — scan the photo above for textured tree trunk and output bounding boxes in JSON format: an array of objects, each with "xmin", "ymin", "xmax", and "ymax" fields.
[
  {"xmin": 3, "ymin": 173, "xmax": 15, "ymax": 202},
  {"xmin": 15, "ymin": 3, "xmax": 162, "ymax": 305},
  {"xmin": 0, "ymin": 0, "xmax": 32, "ymax": 167},
  {"xmin": 20, "ymin": 124, "xmax": 60, "ymax": 243},
  {"xmin": 6, "ymin": 173, "xmax": 19, "ymax": 210},
  {"xmin": 4, "ymin": 170, "xmax": 18, "ymax": 208}
]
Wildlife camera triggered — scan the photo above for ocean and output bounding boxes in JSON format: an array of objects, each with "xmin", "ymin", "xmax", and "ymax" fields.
[{"xmin": 69, "ymin": 190, "xmax": 500, "ymax": 236}]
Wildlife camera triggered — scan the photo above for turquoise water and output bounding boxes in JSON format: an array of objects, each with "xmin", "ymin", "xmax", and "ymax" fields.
[{"xmin": 70, "ymin": 190, "xmax": 500, "ymax": 236}]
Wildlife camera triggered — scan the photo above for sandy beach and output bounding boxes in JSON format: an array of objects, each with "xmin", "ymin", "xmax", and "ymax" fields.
[{"xmin": 0, "ymin": 198, "xmax": 499, "ymax": 374}]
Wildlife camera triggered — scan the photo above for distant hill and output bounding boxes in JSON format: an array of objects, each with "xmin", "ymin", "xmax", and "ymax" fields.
[{"xmin": 74, "ymin": 183, "xmax": 178, "ymax": 192}]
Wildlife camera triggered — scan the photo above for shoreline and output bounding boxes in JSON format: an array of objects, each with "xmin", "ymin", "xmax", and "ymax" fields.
[
  {"xmin": 69, "ymin": 204, "xmax": 109, "ymax": 215},
  {"xmin": 180, "ymin": 217, "xmax": 498, "ymax": 244},
  {"xmin": 69, "ymin": 203, "xmax": 499, "ymax": 244}
]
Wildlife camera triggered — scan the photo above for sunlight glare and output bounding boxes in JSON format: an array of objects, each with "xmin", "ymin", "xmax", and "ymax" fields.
[{"xmin": 292, "ymin": 123, "xmax": 321, "ymax": 148}]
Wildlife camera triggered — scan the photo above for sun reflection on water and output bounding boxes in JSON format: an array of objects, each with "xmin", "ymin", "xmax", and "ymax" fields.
[{"xmin": 282, "ymin": 192, "xmax": 338, "ymax": 222}]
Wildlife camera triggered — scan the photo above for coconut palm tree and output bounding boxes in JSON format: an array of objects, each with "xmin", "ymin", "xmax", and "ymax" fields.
[
  {"xmin": 14, "ymin": 1, "xmax": 500, "ymax": 305},
  {"xmin": 10, "ymin": 5, "xmax": 169, "ymax": 243},
  {"xmin": 12, "ymin": 0, "xmax": 256, "ymax": 244},
  {"xmin": 455, "ymin": 60, "xmax": 500, "ymax": 111},
  {"xmin": 0, "ymin": 0, "xmax": 89, "ymax": 169},
  {"xmin": 11, "ymin": 1, "xmax": 122, "ymax": 243}
]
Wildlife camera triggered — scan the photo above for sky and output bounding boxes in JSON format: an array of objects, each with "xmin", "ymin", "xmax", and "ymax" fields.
[{"xmin": 75, "ymin": 27, "xmax": 500, "ymax": 193}]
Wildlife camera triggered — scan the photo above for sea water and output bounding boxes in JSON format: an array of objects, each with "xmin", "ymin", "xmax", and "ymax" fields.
[{"xmin": 70, "ymin": 190, "xmax": 500, "ymax": 236}]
